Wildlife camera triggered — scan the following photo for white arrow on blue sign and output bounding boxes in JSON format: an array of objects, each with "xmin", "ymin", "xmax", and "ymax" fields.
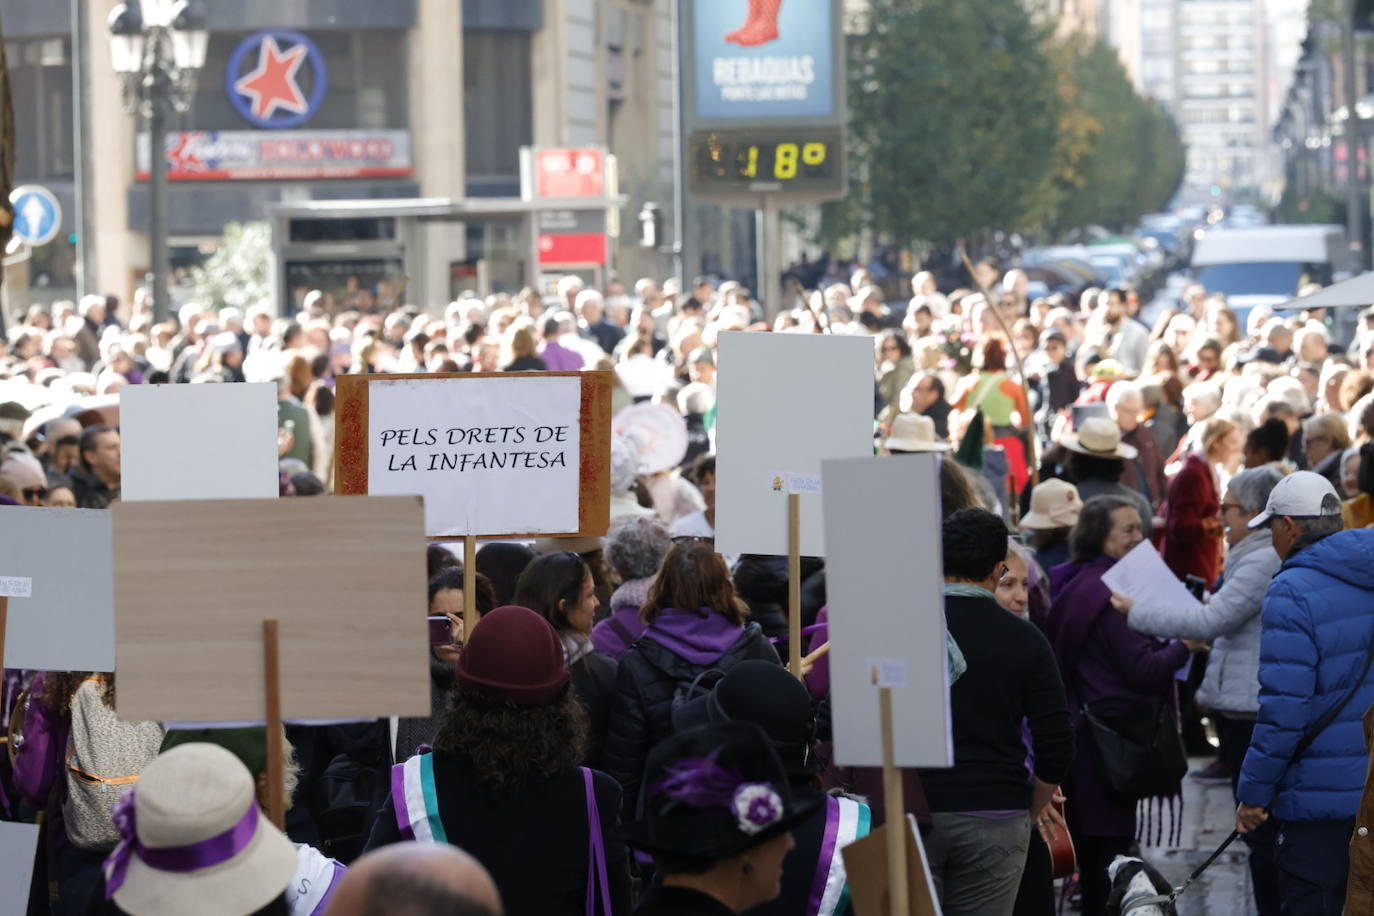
[{"xmin": 9, "ymin": 184, "xmax": 62, "ymax": 247}]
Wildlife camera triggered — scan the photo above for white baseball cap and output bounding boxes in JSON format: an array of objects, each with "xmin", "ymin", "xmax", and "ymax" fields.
[{"xmin": 1247, "ymin": 470, "xmax": 1342, "ymax": 529}]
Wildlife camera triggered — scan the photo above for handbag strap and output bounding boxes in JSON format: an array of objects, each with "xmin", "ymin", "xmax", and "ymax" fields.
[
  {"xmin": 582, "ymin": 767, "xmax": 612, "ymax": 916},
  {"xmin": 1286, "ymin": 628, "xmax": 1374, "ymax": 773}
]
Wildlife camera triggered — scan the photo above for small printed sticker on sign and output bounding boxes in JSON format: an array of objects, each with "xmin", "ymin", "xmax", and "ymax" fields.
[
  {"xmin": 769, "ymin": 472, "xmax": 823, "ymax": 495},
  {"xmin": 868, "ymin": 657, "xmax": 908, "ymax": 689},
  {"xmin": 0, "ymin": 576, "xmax": 32, "ymax": 598}
]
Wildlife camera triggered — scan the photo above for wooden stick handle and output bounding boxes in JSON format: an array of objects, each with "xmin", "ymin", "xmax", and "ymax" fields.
[
  {"xmin": 0, "ymin": 595, "xmax": 8, "ymax": 673},
  {"xmin": 880, "ymin": 686, "xmax": 910, "ymax": 916},
  {"xmin": 787, "ymin": 494, "xmax": 802, "ymax": 682},
  {"xmin": 959, "ymin": 251, "xmax": 1039, "ymax": 488},
  {"xmin": 463, "ymin": 536, "xmax": 478, "ymax": 638},
  {"xmin": 802, "ymin": 641, "xmax": 831, "ymax": 667},
  {"xmin": 263, "ymin": 619, "xmax": 285, "ymax": 831}
]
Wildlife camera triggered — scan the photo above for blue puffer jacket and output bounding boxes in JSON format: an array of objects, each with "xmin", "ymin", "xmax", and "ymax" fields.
[{"xmin": 1237, "ymin": 529, "xmax": 1374, "ymax": 821}]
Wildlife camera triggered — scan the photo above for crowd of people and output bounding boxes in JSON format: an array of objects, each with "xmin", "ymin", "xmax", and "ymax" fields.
[{"xmin": 3, "ymin": 260, "xmax": 1374, "ymax": 915}]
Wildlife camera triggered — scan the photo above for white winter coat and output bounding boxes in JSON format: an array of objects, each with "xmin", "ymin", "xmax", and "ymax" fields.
[{"xmin": 1126, "ymin": 529, "xmax": 1280, "ymax": 715}]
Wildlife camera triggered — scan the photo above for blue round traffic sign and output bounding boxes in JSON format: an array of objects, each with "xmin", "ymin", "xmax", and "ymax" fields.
[
  {"xmin": 225, "ymin": 30, "xmax": 327, "ymax": 130},
  {"xmin": 10, "ymin": 184, "xmax": 61, "ymax": 247}
]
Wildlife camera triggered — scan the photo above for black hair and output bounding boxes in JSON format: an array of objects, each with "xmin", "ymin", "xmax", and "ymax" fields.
[
  {"xmin": 684, "ymin": 451, "xmax": 716, "ymax": 487},
  {"xmin": 878, "ymin": 330, "xmax": 912, "ymax": 358},
  {"xmin": 941, "ymin": 509, "xmax": 1009, "ymax": 581},
  {"xmin": 542, "ymin": 315, "xmax": 562, "ymax": 338},
  {"xmin": 1245, "ymin": 418, "xmax": 1290, "ymax": 465},
  {"xmin": 1360, "ymin": 442, "xmax": 1374, "ymax": 497},
  {"xmin": 427, "ymin": 543, "xmax": 461, "ymax": 580},
  {"xmin": 1069, "ymin": 495, "xmax": 1139, "ymax": 563},
  {"xmin": 1066, "ymin": 450, "xmax": 1125, "ymax": 484},
  {"xmin": 463, "ymin": 323, "xmax": 485, "ymax": 346},
  {"xmin": 289, "ymin": 472, "xmax": 325, "ymax": 496},
  {"xmin": 428, "ymin": 567, "xmax": 497, "ymax": 615},
  {"xmin": 917, "ymin": 372, "xmax": 946, "ymax": 399},
  {"xmin": 513, "ymin": 551, "xmax": 591, "ymax": 633}
]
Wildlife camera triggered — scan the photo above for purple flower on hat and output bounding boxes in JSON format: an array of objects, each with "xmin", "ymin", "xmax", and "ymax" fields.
[{"xmin": 732, "ymin": 783, "xmax": 783, "ymax": 835}]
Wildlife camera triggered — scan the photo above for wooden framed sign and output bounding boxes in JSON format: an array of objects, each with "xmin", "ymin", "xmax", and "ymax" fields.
[{"xmin": 335, "ymin": 371, "xmax": 612, "ymax": 539}]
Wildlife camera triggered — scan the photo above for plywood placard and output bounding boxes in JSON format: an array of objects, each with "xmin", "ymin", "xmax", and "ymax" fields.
[
  {"xmin": 113, "ymin": 496, "xmax": 429, "ymax": 722},
  {"xmin": 714, "ymin": 332, "xmax": 874, "ymax": 557},
  {"xmin": 822, "ymin": 454, "xmax": 952, "ymax": 767},
  {"xmin": 0, "ymin": 507, "xmax": 113, "ymax": 672},
  {"xmin": 120, "ymin": 382, "xmax": 280, "ymax": 501},
  {"xmin": 842, "ymin": 815, "xmax": 942, "ymax": 916},
  {"xmin": 334, "ymin": 371, "xmax": 611, "ymax": 539}
]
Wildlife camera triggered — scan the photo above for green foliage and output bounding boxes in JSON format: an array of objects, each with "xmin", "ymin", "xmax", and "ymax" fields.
[
  {"xmin": 837, "ymin": 3, "xmax": 1186, "ymax": 247},
  {"xmin": 189, "ymin": 221, "xmax": 271, "ymax": 312}
]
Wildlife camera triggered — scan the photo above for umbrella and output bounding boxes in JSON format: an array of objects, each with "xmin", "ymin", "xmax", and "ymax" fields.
[{"xmin": 1277, "ymin": 271, "xmax": 1374, "ymax": 310}]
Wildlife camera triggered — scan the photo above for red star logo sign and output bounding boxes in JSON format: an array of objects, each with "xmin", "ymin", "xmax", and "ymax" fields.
[
  {"xmin": 166, "ymin": 132, "xmax": 206, "ymax": 172},
  {"xmin": 233, "ymin": 36, "xmax": 309, "ymax": 122}
]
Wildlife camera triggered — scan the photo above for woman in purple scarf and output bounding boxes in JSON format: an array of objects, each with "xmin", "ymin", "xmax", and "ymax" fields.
[{"xmin": 1043, "ymin": 495, "xmax": 1197, "ymax": 915}]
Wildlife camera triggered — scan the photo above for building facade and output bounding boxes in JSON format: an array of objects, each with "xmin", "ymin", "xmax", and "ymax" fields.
[{"xmin": 3, "ymin": 0, "xmax": 678, "ymax": 311}]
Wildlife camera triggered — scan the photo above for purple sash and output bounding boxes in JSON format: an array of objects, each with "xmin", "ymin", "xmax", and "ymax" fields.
[{"xmin": 582, "ymin": 767, "xmax": 613, "ymax": 916}]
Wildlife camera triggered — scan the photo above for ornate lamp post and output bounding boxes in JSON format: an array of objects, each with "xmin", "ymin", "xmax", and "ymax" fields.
[{"xmin": 107, "ymin": 0, "xmax": 207, "ymax": 324}]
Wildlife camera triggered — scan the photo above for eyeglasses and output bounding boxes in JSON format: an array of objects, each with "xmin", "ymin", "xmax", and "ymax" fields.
[{"xmin": 22, "ymin": 487, "xmax": 47, "ymax": 501}]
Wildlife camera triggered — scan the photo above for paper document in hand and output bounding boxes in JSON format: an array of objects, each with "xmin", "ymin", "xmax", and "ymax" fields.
[{"xmin": 1100, "ymin": 539, "xmax": 1203, "ymax": 612}]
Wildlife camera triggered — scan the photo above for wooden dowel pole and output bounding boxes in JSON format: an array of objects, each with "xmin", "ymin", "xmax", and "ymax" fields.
[
  {"xmin": 959, "ymin": 251, "xmax": 1039, "ymax": 487},
  {"xmin": 788, "ymin": 493, "xmax": 802, "ymax": 682},
  {"xmin": 0, "ymin": 596, "xmax": 8, "ymax": 674},
  {"xmin": 880, "ymin": 686, "xmax": 909, "ymax": 916},
  {"xmin": 263, "ymin": 619, "xmax": 285, "ymax": 830},
  {"xmin": 802, "ymin": 640, "xmax": 831, "ymax": 667},
  {"xmin": 463, "ymin": 536, "xmax": 478, "ymax": 638}
]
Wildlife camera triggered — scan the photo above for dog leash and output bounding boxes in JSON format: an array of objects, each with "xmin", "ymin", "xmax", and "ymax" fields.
[{"xmin": 1120, "ymin": 829, "xmax": 1241, "ymax": 913}]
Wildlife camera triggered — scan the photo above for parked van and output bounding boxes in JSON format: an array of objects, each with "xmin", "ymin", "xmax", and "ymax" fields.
[{"xmin": 1190, "ymin": 224, "xmax": 1346, "ymax": 325}]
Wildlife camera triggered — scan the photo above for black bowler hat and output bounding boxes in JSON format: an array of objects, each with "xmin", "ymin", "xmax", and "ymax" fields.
[
  {"xmin": 672, "ymin": 660, "xmax": 819, "ymax": 776},
  {"xmin": 621, "ymin": 721, "xmax": 820, "ymax": 862}
]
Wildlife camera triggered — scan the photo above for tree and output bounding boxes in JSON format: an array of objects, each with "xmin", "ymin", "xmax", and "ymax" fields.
[
  {"xmin": 190, "ymin": 221, "xmax": 271, "ymax": 312},
  {"xmin": 840, "ymin": 0, "xmax": 1064, "ymax": 250}
]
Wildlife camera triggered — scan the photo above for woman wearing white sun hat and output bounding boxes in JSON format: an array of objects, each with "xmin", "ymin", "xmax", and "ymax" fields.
[
  {"xmin": 103, "ymin": 743, "xmax": 297, "ymax": 915},
  {"xmin": 1020, "ymin": 477, "xmax": 1083, "ymax": 572},
  {"xmin": 882, "ymin": 412, "xmax": 952, "ymax": 454},
  {"xmin": 1060, "ymin": 416, "xmax": 1153, "ymax": 538}
]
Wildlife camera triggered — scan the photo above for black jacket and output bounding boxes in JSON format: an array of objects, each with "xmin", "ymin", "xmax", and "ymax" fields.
[
  {"xmin": 571, "ymin": 649, "xmax": 619, "ymax": 770},
  {"xmin": 634, "ymin": 886, "xmax": 735, "ymax": 916},
  {"xmin": 603, "ymin": 623, "xmax": 779, "ymax": 816},
  {"xmin": 918, "ymin": 594, "xmax": 1072, "ymax": 812},
  {"xmin": 367, "ymin": 751, "xmax": 632, "ymax": 915}
]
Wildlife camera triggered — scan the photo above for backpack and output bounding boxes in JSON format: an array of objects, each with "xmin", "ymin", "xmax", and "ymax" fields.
[{"xmin": 62, "ymin": 679, "xmax": 164, "ymax": 850}]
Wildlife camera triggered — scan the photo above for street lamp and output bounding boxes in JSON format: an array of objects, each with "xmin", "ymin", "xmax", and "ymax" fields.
[{"xmin": 107, "ymin": 0, "xmax": 207, "ymax": 324}]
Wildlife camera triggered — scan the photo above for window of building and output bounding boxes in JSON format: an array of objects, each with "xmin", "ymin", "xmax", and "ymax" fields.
[
  {"xmin": 6, "ymin": 36, "xmax": 74, "ymax": 181},
  {"xmin": 464, "ymin": 29, "xmax": 534, "ymax": 197},
  {"xmin": 178, "ymin": 30, "xmax": 409, "ymax": 131}
]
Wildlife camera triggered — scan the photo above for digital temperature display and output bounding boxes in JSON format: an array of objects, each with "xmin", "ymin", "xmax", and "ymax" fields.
[{"xmin": 688, "ymin": 127, "xmax": 845, "ymax": 198}]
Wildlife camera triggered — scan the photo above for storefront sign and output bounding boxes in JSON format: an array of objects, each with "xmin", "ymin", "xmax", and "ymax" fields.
[
  {"xmin": 226, "ymin": 30, "xmax": 328, "ymax": 129},
  {"xmin": 535, "ymin": 148, "xmax": 606, "ymax": 198},
  {"xmin": 536, "ymin": 209, "xmax": 608, "ymax": 265},
  {"xmin": 137, "ymin": 130, "xmax": 413, "ymax": 181}
]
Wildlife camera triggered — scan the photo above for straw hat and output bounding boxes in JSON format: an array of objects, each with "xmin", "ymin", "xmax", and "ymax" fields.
[
  {"xmin": 1061, "ymin": 417, "xmax": 1137, "ymax": 460},
  {"xmin": 883, "ymin": 413, "xmax": 951, "ymax": 453},
  {"xmin": 1020, "ymin": 478, "xmax": 1083, "ymax": 530},
  {"xmin": 106, "ymin": 743, "xmax": 296, "ymax": 916}
]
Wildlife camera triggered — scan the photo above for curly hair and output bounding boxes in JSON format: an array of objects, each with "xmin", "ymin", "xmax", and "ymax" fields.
[
  {"xmin": 604, "ymin": 516, "xmax": 672, "ymax": 581},
  {"xmin": 41, "ymin": 672, "xmax": 114, "ymax": 717},
  {"xmin": 432, "ymin": 690, "xmax": 588, "ymax": 799}
]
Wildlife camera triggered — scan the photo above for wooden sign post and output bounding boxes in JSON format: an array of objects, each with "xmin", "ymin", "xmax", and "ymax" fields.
[
  {"xmin": 880, "ymin": 686, "xmax": 910, "ymax": 916},
  {"xmin": 262, "ymin": 620, "xmax": 285, "ymax": 830},
  {"xmin": 788, "ymin": 493, "xmax": 802, "ymax": 681},
  {"xmin": 463, "ymin": 536, "xmax": 478, "ymax": 637}
]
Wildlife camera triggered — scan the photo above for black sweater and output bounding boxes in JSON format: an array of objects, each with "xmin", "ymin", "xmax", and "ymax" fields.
[{"xmin": 918, "ymin": 594, "xmax": 1072, "ymax": 812}]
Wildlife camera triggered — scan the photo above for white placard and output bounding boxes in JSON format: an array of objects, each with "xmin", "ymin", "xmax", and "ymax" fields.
[
  {"xmin": 366, "ymin": 375, "xmax": 582, "ymax": 537},
  {"xmin": 0, "ymin": 508, "xmax": 113, "ymax": 672},
  {"xmin": 823, "ymin": 454, "xmax": 952, "ymax": 767},
  {"xmin": 0, "ymin": 576, "xmax": 32, "ymax": 598},
  {"xmin": 1101, "ymin": 539, "xmax": 1203, "ymax": 613},
  {"xmin": 769, "ymin": 472, "xmax": 823, "ymax": 495},
  {"xmin": 121, "ymin": 383, "xmax": 279, "ymax": 501},
  {"xmin": 0, "ymin": 822, "xmax": 39, "ymax": 916},
  {"xmin": 716, "ymin": 332, "xmax": 875, "ymax": 556}
]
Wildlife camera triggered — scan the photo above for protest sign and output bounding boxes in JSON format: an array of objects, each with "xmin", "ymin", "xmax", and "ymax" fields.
[
  {"xmin": 113, "ymin": 496, "xmax": 429, "ymax": 723},
  {"xmin": 0, "ymin": 507, "xmax": 113, "ymax": 672},
  {"xmin": 1101, "ymin": 539, "xmax": 1203, "ymax": 613},
  {"xmin": 842, "ymin": 814, "xmax": 942, "ymax": 916},
  {"xmin": 0, "ymin": 822, "xmax": 39, "ymax": 916},
  {"xmin": 334, "ymin": 371, "xmax": 611, "ymax": 539},
  {"xmin": 714, "ymin": 331, "xmax": 873, "ymax": 557},
  {"xmin": 821, "ymin": 454, "xmax": 952, "ymax": 767},
  {"xmin": 120, "ymin": 382, "xmax": 279, "ymax": 501}
]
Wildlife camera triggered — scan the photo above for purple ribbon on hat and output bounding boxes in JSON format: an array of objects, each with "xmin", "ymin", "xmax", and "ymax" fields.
[{"xmin": 103, "ymin": 789, "xmax": 262, "ymax": 898}]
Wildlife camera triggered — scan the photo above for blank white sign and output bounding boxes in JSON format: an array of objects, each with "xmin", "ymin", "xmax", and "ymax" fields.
[
  {"xmin": 714, "ymin": 332, "xmax": 875, "ymax": 557},
  {"xmin": 0, "ymin": 507, "xmax": 113, "ymax": 672},
  {"xmin": 822, "ymin": 454, "xmax": 952, "ymax": 767},
  {"xmin": 0, "ymin": 822, "xmax": 39, "ymax": 916},
  {"xmin": 121, "ymin": 383, "xmax": 279, "ymax": 501}
]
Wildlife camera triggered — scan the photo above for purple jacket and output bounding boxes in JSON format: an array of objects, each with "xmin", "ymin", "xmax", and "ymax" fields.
[
  {"xmin": 12, "ymin": 672, "xmax": 70, "ymax": 810},
  {"xmin": 1046, "ymin": 556, "xmax": 1188, "ymax": 837},
  {"xmin": 591, "ymin": 579, "xmax": 651, "ymax": 660},
  {"xmin": 540, "ymin": 340, "xmax": 584, "ymax": 372}
]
